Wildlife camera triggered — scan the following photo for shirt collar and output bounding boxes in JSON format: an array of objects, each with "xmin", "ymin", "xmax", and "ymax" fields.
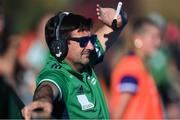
[{"xmin": 48, "ymin": 54, "xmax": 89, "ymax": 80}]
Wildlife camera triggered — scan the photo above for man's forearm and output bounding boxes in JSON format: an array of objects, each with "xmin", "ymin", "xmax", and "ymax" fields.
[
  {"xmin": 33, "ymin": 83, "xmax": 54, "ymax": 103},
  {"xmin": 96, "ymin": 25, "xmax": 113, "ymax": 50},
  {"xmin": 22, "ymin": 83, "xmax": 54, "ymax": 119}
]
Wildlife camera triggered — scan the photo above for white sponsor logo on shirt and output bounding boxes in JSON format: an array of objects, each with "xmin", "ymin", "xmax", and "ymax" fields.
[{"xmin": 77, "ymin": 94, "xmax": 94, "ymax": 110}]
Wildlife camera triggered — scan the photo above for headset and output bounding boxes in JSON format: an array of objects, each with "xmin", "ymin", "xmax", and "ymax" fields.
[{"xmin": 45, "ymin": 12, "xmax": 70, "ymax": 62}]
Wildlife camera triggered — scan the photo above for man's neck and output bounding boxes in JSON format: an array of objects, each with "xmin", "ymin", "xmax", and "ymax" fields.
[{"xmin": 65, "ymin": 59, "xmax": 85, "ymax": 73}]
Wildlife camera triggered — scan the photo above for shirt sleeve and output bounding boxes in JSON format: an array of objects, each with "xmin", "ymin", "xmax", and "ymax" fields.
[
  {"xmin": 90, "ymin": 36, "xmax": 105, "ymax": 66},
  {"xmin": 117, "ymin": 76, "xmax": 138, "ymax": 94},
  {"xmin": 36, "ymin": 70, "xmax": 66, "ymax": 101}
]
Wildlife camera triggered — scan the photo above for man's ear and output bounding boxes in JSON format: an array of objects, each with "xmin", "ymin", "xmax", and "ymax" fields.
[{"xmin": 134, "ymin": 35, "xmax": 143, "ymax": 49}]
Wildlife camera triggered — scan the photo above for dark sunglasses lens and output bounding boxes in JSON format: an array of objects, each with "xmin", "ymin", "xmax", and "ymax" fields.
[
  {"xmin": 78, "ymin": 35, "xmax": 97, "ymax": 47},
  {"xmin": 79, "ymin": 37, "xmax": 90, "ymax": 47},
  {"xmin": 90, "ymin": 35, "xmax": 96, "ymax": 44}
]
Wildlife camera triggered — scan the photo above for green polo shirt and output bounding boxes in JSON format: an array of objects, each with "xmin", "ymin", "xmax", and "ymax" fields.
[{"xmin": 36, "ymin": 38, "xmax": 109, "ymax": 119}]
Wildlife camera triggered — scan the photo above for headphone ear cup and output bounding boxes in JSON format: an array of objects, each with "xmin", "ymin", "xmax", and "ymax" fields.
[
  {"xmin": 45, "ymin": 12, "xmax": 70, "ymax": 61},
  {"xmin": 50, "ymin": 38, "xmax": 68, "ymax": 61}
]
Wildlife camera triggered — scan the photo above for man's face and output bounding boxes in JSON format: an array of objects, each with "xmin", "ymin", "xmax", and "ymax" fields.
[
  {"xmin": 140, "ymin": 24, "xmax": 161, "ymax": 55},
  {"xmin": 66, "ymin": 29, "xmax": 95, "ymax": 65}
]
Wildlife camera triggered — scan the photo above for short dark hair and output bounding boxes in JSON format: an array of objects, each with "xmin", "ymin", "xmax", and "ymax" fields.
[
  {"xmin": 132, "ymin": 17, "xmax": 160, "ymax": 34},
  {"xmin": 45, "ymin": 12, "xmax": 93, "ymax": 46}
]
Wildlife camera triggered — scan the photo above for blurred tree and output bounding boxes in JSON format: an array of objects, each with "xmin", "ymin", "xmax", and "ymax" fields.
[{"xmin": 1, "ymin": 0, "xmax": 72, "ymax": 34}]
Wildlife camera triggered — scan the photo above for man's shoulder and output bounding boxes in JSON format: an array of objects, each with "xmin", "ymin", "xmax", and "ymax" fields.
[
  {"xmin": 36, "ymin": 65, "xmax": 66, "ymax": 87},
  {"xmin": 43, "ymin": 54, "xmax": 63, "ymax": 71},
  {"xmin": 112, "ymin": 54, "xmax": 145, "ymax": 78},
  {"xmin": 46, "ymin": 62, "xmax": 62, "ymax": 70},
  {"xmin": 116, "ymin": 54, "xmax": 143, "ymax": 69},
  {"xmin": 39, "ymin": 63, "xmax": 63, "ymax": 77}
]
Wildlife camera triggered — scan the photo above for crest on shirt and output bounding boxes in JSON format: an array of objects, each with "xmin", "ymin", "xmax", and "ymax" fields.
[{"xmin": 91, "ymin": 78, "xmax": 96, "ymax": 85}]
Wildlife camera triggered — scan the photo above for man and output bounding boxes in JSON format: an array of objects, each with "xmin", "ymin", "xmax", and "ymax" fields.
[
  {"xmin": 22, "ymin": 3, "xmax": 127, "ymax": 119},
  {"xmin": 110, "ymin": 17, "xmax": 164, "ymax": 119}
]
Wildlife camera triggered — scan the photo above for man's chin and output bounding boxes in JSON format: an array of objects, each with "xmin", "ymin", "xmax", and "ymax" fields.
[{"xmin": 82, "ymin": 58, "xmax": 90, "ymax": 65}]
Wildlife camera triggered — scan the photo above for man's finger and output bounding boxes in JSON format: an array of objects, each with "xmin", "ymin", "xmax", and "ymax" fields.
[
  {"xmin": 96, "ymin": 4, "xmax": 100, "ymax": 8},
  {"xmin": 98, "ymin": 16, "xmax": 102, "ymax": 21},
  {"xmin": 22, "ymin": 106, "xmax": 31, "ymax": 120}
]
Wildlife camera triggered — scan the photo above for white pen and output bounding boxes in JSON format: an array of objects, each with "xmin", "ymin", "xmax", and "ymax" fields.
[{"xmin": 114, "ymin": 1, "xmax": 122, "ymax": 19}]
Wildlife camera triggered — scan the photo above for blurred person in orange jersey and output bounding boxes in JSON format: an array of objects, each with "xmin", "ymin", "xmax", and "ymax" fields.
[{"xmin": 110, "ymin": 17, "xmax": 164, "ymax": 119}]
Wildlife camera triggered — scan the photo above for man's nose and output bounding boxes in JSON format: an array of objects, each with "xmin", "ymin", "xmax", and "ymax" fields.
[{"xmin": 86, "ymin": 40, "xmax": 94, "ymax": 50}]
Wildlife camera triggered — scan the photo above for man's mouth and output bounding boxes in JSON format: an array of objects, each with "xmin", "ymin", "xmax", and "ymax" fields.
[
  {"xmin": 83, "ymin": 53, "xmax": 90, "ymax": 57},
  {"xmin": 82, "ymin": 50, "xmax": 91, "ymax": 56}
]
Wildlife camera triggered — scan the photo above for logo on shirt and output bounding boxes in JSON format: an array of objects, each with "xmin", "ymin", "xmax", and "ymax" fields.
[
  {"xmin": 94, "ymin": 43, "xmax": 101, "ymax": 58},
  {"xmin": 51, "ymin": 63, "xmax": 61, "ymax": 69},
  {"xmin": 77, "ymin": 85, "xmax": 84, "ymax": 94},
  {"xmin": 77, "ymin": 94, "xmax": 94, "ymax": 111},
  {"xmin": 91, "ymin": 78, "xmax": 96, "ymax": 85}
]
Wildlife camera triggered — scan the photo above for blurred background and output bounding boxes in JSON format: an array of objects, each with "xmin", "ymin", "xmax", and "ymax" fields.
[{"xmin": 0, "ymin": 0, "xmax": 180, "ymax": 119}]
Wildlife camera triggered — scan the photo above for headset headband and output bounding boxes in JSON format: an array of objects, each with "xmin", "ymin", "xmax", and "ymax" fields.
[{"xmin": 55, "ymin": 12, "xmax": 70, "ymax": 41}]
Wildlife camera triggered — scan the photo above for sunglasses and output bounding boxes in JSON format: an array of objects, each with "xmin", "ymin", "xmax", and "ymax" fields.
[{"xmin": 69, "ymin": 34, "xmax": 97, "ymax": 48}]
